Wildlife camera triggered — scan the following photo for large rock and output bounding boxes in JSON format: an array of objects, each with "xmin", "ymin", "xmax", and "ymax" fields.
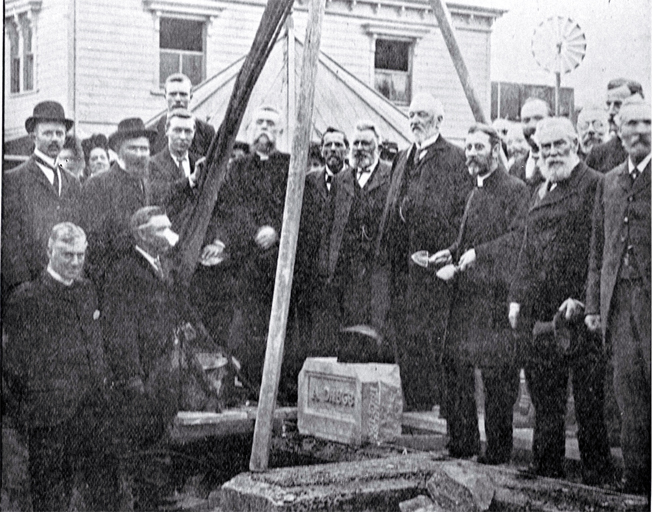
[{"xmin": 297, "ymin": 358, "xmax": 403, "ymax": 445}]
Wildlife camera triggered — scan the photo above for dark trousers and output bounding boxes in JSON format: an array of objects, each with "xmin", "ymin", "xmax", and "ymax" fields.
[
  {"xmin": 525, "ymin": 326, "xmax": 611, "ymax": 478},
  {"xmin": 609, "ymin": 279, "xmax": 651, "ymax": 493},
  {"xmin": 445, "ymin": 359, "xmax": 519, "ymax": 460},
  {"xmin": 28, "ymin": 420, "xmax": 119, "ymax": 511}
]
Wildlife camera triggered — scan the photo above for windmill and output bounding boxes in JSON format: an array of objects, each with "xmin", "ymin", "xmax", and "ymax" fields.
[{"xmin": 531, "ymin": 16, "xmax": 587, "ymax": 115}]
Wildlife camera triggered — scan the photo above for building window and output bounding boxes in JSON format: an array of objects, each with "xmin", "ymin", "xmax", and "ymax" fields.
[
  {"xmin": 7, "ymin": 14, "xmax": 34, "ymax": 94},
  {"xmin": 159, "ymin": 17, "xmax": 204, "ymax": 86},
  {"xmin": 374, "ymin": 39, "xmax": 411, "ymax": 105}
]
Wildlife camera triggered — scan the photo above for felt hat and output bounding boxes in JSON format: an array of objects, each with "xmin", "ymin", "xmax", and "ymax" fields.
[
  {"xmin": 25, "ymin": 101, "xmax": 74, "ymax": 133},
  {"xmin": 108, "ymin": 118, "xmax": 157, "ymax": 151}
]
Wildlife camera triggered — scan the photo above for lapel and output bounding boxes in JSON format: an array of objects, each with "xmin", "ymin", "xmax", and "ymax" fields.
[
  {"xmin": 164, "ymin": 149, "xmax": 186, "ymax": 180},
  {"xmin": 27, "ymin": 156, "xmax": 60, "ymax": 198},
  {"xmin": 630, "ymin": 161, "xmax": 651, "ymax": 195},
  {"xmin": 317, "ymin": 168, "xmax": 329, "ymax": 200},
  {"xmin": 365, "ymin": 161, "xmax": 390, "ymax": 193},
  {"xmin": 415, "ymin": 135, "xmax": 447, "ymax": 168}
]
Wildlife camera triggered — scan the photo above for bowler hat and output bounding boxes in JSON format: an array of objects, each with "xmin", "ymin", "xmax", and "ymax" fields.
[
  {"xmin": 25, "ymin": 101, "xmax": 74, "ymax": 133},
  {"xmin": 108, "ymin": 118, "xmax": 157, "ymax": 151}
]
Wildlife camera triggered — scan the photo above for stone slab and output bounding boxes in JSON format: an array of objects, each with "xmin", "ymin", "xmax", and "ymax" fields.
[
  {"xmin": 297, "ymin": 358, "xmax": 403, "ymax": 446},
  {"xmin": 213, "ymin": 455, "xmax": 648, "ymax": 512}
]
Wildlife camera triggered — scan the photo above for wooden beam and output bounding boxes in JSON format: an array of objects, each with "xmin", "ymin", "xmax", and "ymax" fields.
[
  {"xmin": 249, "ymin": 0, "xmax": 326, "ymax": 472},
  {"xmin": 429, "ymin": 0, "xmax": 487, "ymax": 124}
]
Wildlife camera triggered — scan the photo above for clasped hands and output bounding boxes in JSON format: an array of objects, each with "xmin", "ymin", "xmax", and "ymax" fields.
[
  {"xmin": 508, "ymin": 296, "xmax": 600, "ymax": 331},
  {"xmin": 429, "ymin": 248, "xmax": 476, "ymax": 271}
]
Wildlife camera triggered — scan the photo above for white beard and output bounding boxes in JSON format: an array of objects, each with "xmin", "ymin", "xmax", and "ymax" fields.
[{"xmin": 540, "ymin": 158, "xmax": 574, "ymax": 182}]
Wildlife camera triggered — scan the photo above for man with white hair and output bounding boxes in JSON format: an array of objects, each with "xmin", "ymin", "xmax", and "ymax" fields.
[
  {"xmin": 576, "ymin": 105, "xmax": 609, "ymax": 160},
  {"xmin": 586, "ymin": 97, "xmax": 651, "ymax": 495},
  {"xmin": 203, "ymin": 105, "xmax": 300, "ymax": 400},
  {"xmin": 508, "ymin": 117, "xmax": 613, "ymax": 484},
  {"xmin": 320, "ymin": 121, "xmax": 392, "ymax": 361},
  {"xmin": 586, "ymin": 79, "xmax": 644, "ymax": 173},
  {"xmin": 376, "ymin": 92, "xmax": 473, "ymax": 415}
]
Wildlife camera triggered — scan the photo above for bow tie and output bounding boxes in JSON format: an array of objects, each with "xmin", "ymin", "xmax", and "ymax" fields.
[{"xmin": 357, "ymin": 167, "xmax": 372, "ymax": 175}]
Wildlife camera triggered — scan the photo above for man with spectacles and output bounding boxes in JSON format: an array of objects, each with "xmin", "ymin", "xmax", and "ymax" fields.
[
  {"xmin": 508, "ymin": 117, "xmax": 613, "ymax": 485},
  {"xmin": 586, "ymin": 79, "xmax": 644, "ymax": 173},
  {"xmin": 576, "ymin": 106, "xmax": 609, "ymax": 161}
]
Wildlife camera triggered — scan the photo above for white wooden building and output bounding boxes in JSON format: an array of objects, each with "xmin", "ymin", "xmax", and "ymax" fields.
[{"xmin": 4, "ymin": 0, "xmax": 506, "ymax": 151}]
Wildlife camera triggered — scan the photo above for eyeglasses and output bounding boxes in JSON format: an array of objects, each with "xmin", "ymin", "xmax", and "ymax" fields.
[{"xmin": 577, "ymin": 119, "xmax": 607, "ymax": 131}]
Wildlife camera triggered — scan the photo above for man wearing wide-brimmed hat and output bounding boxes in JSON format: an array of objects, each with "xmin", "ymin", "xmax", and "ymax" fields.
[
  {"xmin": 2, "ymin": 101, "xmax": 81, "ymax": 296},
  {"xmin": 80, "ymin": 117, "xmax": 157, "ymax": 297}
]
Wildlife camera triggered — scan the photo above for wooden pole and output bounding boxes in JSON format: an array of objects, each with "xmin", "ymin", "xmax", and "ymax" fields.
[
  {"xmin": 555, "ymin": 71, "xmax": 561, "ymax": 116},
  {"xmin": 249, "ymin": 0, "xmax": 326, "ymax": 472},
  {"xmin": 429, "ymin": 0, "xmax": 487, "ymax": 124}
]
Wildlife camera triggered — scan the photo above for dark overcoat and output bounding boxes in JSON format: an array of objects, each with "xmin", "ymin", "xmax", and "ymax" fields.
[
  {"xmin": 102, "ymin": 248, "xmax": 183, "ymax": 445},
  {"xmin": 80, "ymin": 163, "xmax": 151, "ymax": 289},
  {"xmin": 586, "ymin": 161, "xmax": 651, "ymax": 330},
  {"xmin": 378, "ymin": 136, "xmax": 473, "ymax": 337},
  {"xmin": 324, "ymin": 162, "xmax": 392, "ymax": 329},
  {"xmin": 148, "ymin": 147, "xmax": 198, "ymax": 232},
  {"xmin": 1, "ymin": 157, "xmax": 81, "ymax": 292},
  {"xmin": 445, "ymin": 169, "xmax": 529, "ymax": 365},
  {"xmin": 585, "ymin": 136, "xmax": 628, "ymax": 174},
  {"xmin": 509, "ymin": 161, "xmax": 603, "ymax": 322},
  {"xmin": 151, "ymin": 116, "xmax": 216, "ymax": 156},
  {"xmin": 3, "ymin": 272, "xmax": 109, "ymax": 427}
]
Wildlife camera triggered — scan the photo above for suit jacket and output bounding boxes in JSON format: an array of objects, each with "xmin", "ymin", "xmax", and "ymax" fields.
[
  {"xmin": 4, "ymin": 272, "xmax": 108, "ymax": 427},
  {"xmin": 377, "ymin": 136, "xmax": 473, "ymax": 328},
  {"xmin": 586, "ymin": 161, "xmax": 651, "ymax": 331},
  {"xmin": 508, "ymin": 152, "xmax": 544, "ymax": 196},
  {"xmin": 148, "ymin": 147, "xmax": 197, "ymax": 232},
  {"xmin": 509, "ymin": 161, "xmax": 603, "ymax": 322},
  {"xmin": 585, "ymin": 136, "xmax": 628, "ymax": 174},
  {"xmin": 80, "ymin": 162, "xmax": 151, "ymax": 291},
  {"xmin": 325, "ymin": 161, "xmax": 392, "ymax": 279},
  {"xmin": 102, "ymin": 248, "xmax": 184, "ymax": 444},
  {"xmin": 446, "ymin": 168, "xmax": 529, "ymax": 365},
  {"xmin": 151, "ymin": 116, "xmax": 216, "ymax": 157},
  {"xmin": 2, "ymin": 156, "xmax": 81, "ymax": 293}
]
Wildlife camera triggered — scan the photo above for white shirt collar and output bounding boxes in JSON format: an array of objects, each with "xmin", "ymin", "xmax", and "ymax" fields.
[
  {"xmin": 417, "ymin": 133, "xmax": 440, "ymax": 151},
  {"xmin": 34, "ymin": 148, "xmax": 57, "ymax": 167},
  {"xmin": 628, "ymin": 153, "xmax": 652, "ymax": 174},
  {"xmin": 135, "ymin": 245, "xmax": 161, "ymax": 272},
  {"xmin": 476, "ymin": 169, "xmax": 496, "ymax": 187},
  {"xmin": 47, "ymin": 266, "xmax": 73, "ymax": 286}
]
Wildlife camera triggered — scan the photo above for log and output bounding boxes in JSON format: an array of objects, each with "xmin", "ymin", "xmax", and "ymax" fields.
[{"xmin": 249, "ymin": 0, "xmax": 327, "ymax": 472}]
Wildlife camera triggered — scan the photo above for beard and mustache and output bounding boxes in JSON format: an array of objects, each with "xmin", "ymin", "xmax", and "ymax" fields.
[
  {"xmin": 465, "ymin": 154, "xmax": 493, "ymax": 177},
  {"xmin": 252, "ymin": 133, "xmax": 275, "ymax": 155},
  {"xmin": 539, "ymin": 156, "xmax": 575, "ymax": 182},
  {"xmin": 123, "ymin": 153, "xmax": 149, "ymax": 177}
]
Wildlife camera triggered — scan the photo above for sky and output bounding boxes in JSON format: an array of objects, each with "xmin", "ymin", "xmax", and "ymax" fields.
[{"xmin": 489, "ymin": 0, "xmax": 651, "ymax": 109}]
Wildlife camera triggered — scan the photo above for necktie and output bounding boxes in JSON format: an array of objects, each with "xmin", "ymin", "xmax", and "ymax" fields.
[
  {"xmin": 325, "ymin": 174, "xmax": 333, "ymax": 190},
  {"xmin": 35, "ymin": 155, "xmax": 60, "ymax": 195},
  {"xmin": 631, "ymin": 168, "xmax": 640, "ymax": 182},
  {"xmin": 153, "ymin": 256, "xmax": 165, "ymax": 279},
  {"xmin": 357, "ymin": 168, "xmax": 371, "ymax": 187}
]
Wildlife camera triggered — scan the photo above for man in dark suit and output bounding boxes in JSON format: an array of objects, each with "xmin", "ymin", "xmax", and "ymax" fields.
[
  {"xmin": 148, "ymin": 108, "xmax": 202, "ymax": 233},
  {"xmin": 80, "ymin": 117, "xmax": 157, "ymax": 297},
  {"xmin": 377, "ymin": 92, "xmax": 473, "ymax": 411},
  {"xmin": 102, "ymin": 206, "xmax": 186, "ymax": 509},
  {"xmin": 586, "ymin": 79, "xmax": 644, "ymax": 173},
  {"xmin": 150, "ymin": 73, "xmax": 216, "ymax": 156},
  {"xmin": 295, "ymin": 127, "xmax": 350, "ymax": 357},
  {"xmin": 509, "ymin": 98, "xmax": 549, "ymax": 194},
  {"xmin": 2, "ymin": 101, "xmax": 81, "ymax": 296},
  {"xmin": 509, "ymin": 117, "xmax": 612, "ymax": 484},
  {"xmin": 431, "ymin": 124, "xmax": 528, "ymax": 463},
  {"xmin": 586, "ymin": 98, "xmax": 650, "ymax": 495},
  {"xmin": 4, "ymin": 223, "xmax": 115, "ymax": 511},
  {"xmin": 322, "ymin": 121, "xmax": 392, "ymax": 361},
  {"xmin": 205, "ymin": 105, "xmax": 297, "ymax": 398}
]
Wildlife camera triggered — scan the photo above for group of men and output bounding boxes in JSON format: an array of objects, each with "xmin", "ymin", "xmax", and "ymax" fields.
[{"xmin": 2, "ymin": 68, "xmax": 650, "ymax": 510}]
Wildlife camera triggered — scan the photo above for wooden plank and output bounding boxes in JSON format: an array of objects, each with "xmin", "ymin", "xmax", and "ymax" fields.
[{"xmin": 249, "ymin": 0, "xmax": 327, "ymax": 472}]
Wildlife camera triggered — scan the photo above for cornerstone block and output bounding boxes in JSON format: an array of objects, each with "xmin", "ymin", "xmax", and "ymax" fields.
[{"xmin": 297, "ymin": 358, "xmax": 403, "ymax": 445}]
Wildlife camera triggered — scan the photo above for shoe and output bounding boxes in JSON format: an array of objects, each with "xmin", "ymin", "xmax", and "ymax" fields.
[{"xmin": 447, "ymin": 446, "xmax": 478, "ymax": 459}]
